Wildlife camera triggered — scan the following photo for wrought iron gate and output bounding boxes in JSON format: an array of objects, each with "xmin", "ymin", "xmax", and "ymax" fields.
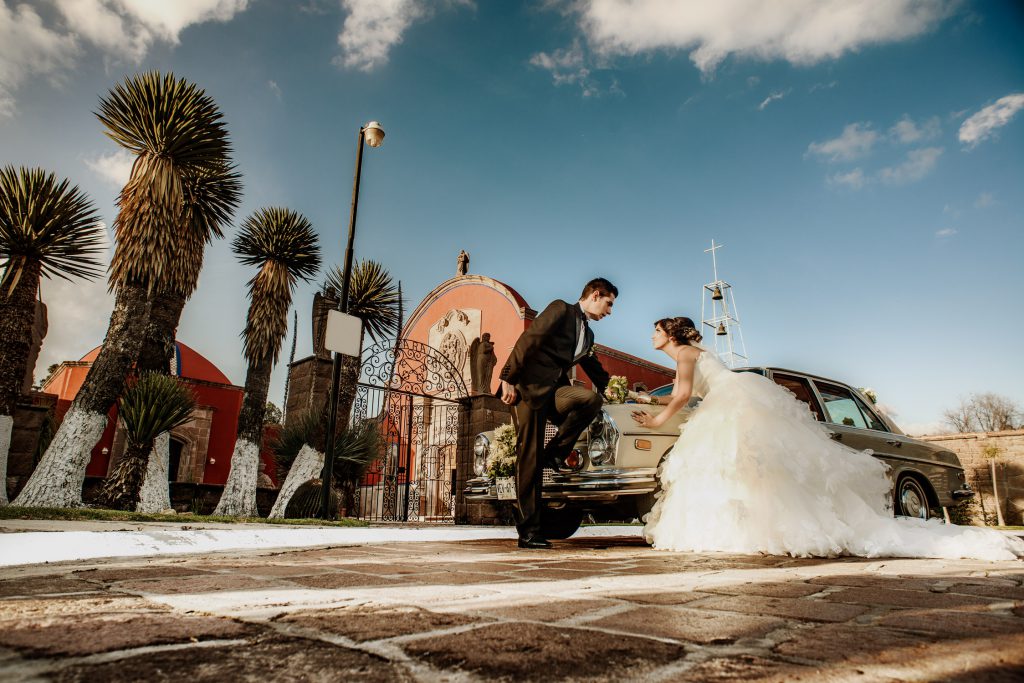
[{"xmin": 351, "ymin": 340, "xmax": 468, "ymax": 523}]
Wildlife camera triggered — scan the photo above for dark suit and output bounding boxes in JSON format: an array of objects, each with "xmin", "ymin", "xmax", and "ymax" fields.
[{"xmin": 499, "ymin": 300, "xmax": 610, "ymax": 538}]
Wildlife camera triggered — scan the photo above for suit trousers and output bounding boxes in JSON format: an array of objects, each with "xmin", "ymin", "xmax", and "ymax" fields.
[{"xmin": 513, "ymin": 385, "xmax": 603, "ymax": 538}]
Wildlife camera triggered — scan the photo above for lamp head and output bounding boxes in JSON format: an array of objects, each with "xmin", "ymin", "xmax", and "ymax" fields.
[{"xmin": 363, "ymin": 121, "xmax": 385, "ymax": 147}]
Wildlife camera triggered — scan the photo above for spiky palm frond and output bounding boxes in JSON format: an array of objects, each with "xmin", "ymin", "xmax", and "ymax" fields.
[
  {"xmin": 273, "ymin": 410, "xmax": 382, "ymax": 483},
  {"xmin": 118, "ymin": 372, "xmax": 196, "ymax": 447},
  {"xmin": 160, "ymin": 161, "xmax": 243, "ymax": 298},
  {"xmin": 99, "ymin": 72, "xmax": 233, "ymax": 293},
  {"xmin": 233, "ymin": 207, "xmax": 321, "ymax": 363},
  {"xmin": 325, "ymin": 260, "xmax": 402, "ymax": 343},
  {"xmin": 0, "ymin": 166, "xmax": 104, "ymax": 296}
]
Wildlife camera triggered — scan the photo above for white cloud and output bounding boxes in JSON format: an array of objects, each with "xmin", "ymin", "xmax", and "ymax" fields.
[
  {"xmin": 578, "ymin": 0, "xmax": 955, "ymax": 74},
  {"xmin": 935, "ymin": 227, "xmax": 957, "ymax": 237},
  {"xmin": 267, "ymin": 80, "xmax": 282, "ymax": 100},
  {"xmin": 0, "ymin": 0, "xmax": 250, "ymax": 116},
  {"xmin": 757, "ymin": 90, "xmax": 787, "ymax": 111},
  {"xmin": 974, "ymin": 192, "xmax": 994, "ymax": 208},
  {"xmin": 807, "ymin": 123, "xmax": 879, "ymax": 162},
  {"xmin": 530, "ymin": 41, "xmax": 623, "ymax": 97},
  {"xmin": 0, "ymin": 2, "xmax": 80, "ymax": 118},
  {"xmin": 958, "ymin": 93, "xmax": 1024, "ymax": 148},
  {"xmin": 878, "ymin": 146, "xmax": 943, "ymax": 185},
  {"xmin": 809, "ymin": 80, "xmax": 838, "ymax": 93},
  {"xmin": 335, "ymin": 0, "xmax": 428, "ymax": 70},
  {"xmin": 889, "ymin": 114, "xmax": 940, "ymax": 144},
  {"xmin": 84, "ymin": 149, "xmax": 135, "ymax": 188},
  {"xmin": 827, "ymin": 168, "xmax": 866, "ymax": 190}
]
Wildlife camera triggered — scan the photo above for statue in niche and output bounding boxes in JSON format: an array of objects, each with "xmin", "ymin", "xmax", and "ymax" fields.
[
  {"xmin": 456, "ymin": 249, "xmax": 469, "ymax": 276},
  {"xmin": 312, "ymin": 285, "xmax": 339, "ymax": 360},
  {"xmin": 469, "ymin": 332, "xmax": 497, "ymax": 395}
]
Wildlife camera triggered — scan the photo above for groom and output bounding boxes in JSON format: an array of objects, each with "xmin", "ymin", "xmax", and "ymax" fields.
[{"xmin": 498, "ymin": 277, "xmax": 615, "ymax": 549}]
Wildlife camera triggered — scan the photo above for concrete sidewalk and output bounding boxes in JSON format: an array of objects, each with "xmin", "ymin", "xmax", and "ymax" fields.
[
  {"xmin": 1, "ymin": 536, "xmax": 1022, "ymax": 681},
  {"xmin": 0, "ymin": 519, "xmax": 642, "ymax": 568}
]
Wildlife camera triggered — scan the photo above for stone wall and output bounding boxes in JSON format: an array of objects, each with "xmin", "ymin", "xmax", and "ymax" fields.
[
  {"xmin": 919, "ymin": 429, "xmax": 1024, "ymax": 525},
  {"xmin": 455, "ymin": 394, "xmax": 516, "ymax": 526},
  {"xmin": 6, "ymin": 392, "xmax": 57, "ymax": 501},
  {"xmin": 284, "ymin": 355, "xmax": 335, "ymax": 424}
]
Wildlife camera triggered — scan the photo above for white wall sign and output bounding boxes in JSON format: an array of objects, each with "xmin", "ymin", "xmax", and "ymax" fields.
[{"xmin": 325, "ymin": 310, "xmax": 363, "ymax": 357}]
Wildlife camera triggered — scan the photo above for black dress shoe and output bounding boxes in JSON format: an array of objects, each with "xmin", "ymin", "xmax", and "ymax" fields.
[{"xmin": 518, "ymin": 536, "xmax": 552, "ymax": 549}]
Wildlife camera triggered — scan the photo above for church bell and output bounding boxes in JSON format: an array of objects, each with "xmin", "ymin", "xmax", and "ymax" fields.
[
  {"xmin": 716, "ymin": 322, "xmax": 727, "ymax": 336},
  {"xmin": 711, "ymin": 285, "xmax": 723, "ymax": 301}
]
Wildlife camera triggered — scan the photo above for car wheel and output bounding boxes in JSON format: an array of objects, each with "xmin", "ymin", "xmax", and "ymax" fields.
[
  {"xmin": 894, "ymin": 475, "xmax": 932, "ymax": 520},
  {"xmin": 539, "ymin": 507, "xmax": 584, "ymax": 539}
]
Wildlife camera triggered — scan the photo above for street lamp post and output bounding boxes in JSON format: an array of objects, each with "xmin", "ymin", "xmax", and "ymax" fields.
[{"xmin": 320, "ymin": 121, "xmax": 385, "ymax": 519}]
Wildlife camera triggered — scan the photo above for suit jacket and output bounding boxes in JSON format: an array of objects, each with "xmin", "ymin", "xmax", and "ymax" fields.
[{"xmin": 499, "ymin": 299, "xmax": 610, "ymax": 409}]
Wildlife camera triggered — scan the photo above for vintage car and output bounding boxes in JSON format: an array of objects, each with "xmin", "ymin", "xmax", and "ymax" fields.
[{"xmin": 465, "ymin": 367, "xmax": 975, "ymax": 539}]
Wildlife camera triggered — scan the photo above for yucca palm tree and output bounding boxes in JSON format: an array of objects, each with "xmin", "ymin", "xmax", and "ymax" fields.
[
  {"xmin": 214, "ymin": 207, "xmax": 321, "ymax": 516},
  {"xmin": 326, "ymin": 260, "xmax": 402, "ymax": 432},
  {"xmin": 94, "ymin": 373, "xmax": 195, "ymax": 511},
  {"xmin": 15, "ymin": 72, "xmax": 232, "ymax": 508},
  {"xmin": 0, "ymin": 167, "xmax": 103, "ymax": 505},
  {"xmin": 134, "ymin": 161, "xmax": 242, "ymax": 513}
]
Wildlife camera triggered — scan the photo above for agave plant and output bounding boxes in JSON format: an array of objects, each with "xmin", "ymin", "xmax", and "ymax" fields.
[
  {"xmin": 269, "ymin": 409, "xmax": 382, "ymax": 518},
  {"xmin": 214, "ymin": 207, "xmax": 321, "ymax": 516},
  {"xmin": 0, "ymin": 166, "xmax": 103, "ymax": 505},
  {"xmin": 15, "ymin": 72, "xmax": 233, "ymax": 508},
  {"xmin": 94, "ymin": 373, "xmax": 196, "ymax": 511},
  {"xmin": 325, "ymin": 260, "xmax": 402, "ymax": 432}
]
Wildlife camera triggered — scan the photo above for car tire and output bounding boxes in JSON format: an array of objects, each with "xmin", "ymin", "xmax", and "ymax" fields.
[
  {"xmin": 894, "ymin": 475, "xmax": 932, "ymax": 520},
  {"xmin": 540, "ymin": 507, "xmax": 584, "ymax": 539}
]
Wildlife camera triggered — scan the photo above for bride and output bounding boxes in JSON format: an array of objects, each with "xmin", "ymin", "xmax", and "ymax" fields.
[{"xmin": 631, "ymin": 316, "xmax": 1023, "ymax": 561}]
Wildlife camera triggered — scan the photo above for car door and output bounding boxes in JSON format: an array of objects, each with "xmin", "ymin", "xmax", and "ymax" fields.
[{"xmin": 810, "ymin": 379, "xmax": 900, "ymax": 463}]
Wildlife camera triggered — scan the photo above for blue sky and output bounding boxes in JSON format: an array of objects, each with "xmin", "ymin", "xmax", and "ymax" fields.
[{"xmin": 2, "ymin": 0, "xmax": 1022, "ymax": 434}]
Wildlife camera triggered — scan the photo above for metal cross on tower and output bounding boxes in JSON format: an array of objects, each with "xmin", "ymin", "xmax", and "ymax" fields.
[{"xmin": 700, "ymin": 240, "xmax": 749, "ymax": 368}]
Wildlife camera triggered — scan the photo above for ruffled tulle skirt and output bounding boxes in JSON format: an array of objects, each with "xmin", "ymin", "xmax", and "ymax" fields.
[{"xmin": 643, "ymin": 371, "xmax": 1023, "ymax": 561}]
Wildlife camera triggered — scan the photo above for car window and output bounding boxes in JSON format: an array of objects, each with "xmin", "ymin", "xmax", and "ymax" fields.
[
  {"xmin": 851, "ymin": 394, "xmax": 889, "ymax": 432},
  {"xmin": 815, "ymin": 381, "xmax": 873, "ymax": 429},
  {"xmin": 649, "ymin": 384, "xmax": 673, "ymax": 397},
  {"xmin": 771, "ymin": 373, "xmax": 824, "ymax": 421}
]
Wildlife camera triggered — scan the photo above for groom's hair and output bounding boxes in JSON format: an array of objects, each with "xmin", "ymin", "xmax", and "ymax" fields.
[{"xmin": 580, "ymin": 277, "xmax": 618, "ymax": 300}]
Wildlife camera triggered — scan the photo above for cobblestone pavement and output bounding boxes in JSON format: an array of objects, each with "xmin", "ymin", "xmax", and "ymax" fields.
[{"xmin": 2, "ymin": 536, "xmax": 1023, "ymax": 681}]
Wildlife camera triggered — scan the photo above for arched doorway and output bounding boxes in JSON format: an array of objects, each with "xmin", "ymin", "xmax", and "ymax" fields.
[{"xmin": 168, "ymin": 438, "xmax": 185, "ymax": 482}]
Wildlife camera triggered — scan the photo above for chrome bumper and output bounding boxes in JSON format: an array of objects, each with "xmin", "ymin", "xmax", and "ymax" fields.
[
  {"xmin": 464, "ymin": 467, "xmax": 657, "ymax": 502},
  {"xmin": 951, "ymin": 487, "xmax": 975, "ymax": 500}
]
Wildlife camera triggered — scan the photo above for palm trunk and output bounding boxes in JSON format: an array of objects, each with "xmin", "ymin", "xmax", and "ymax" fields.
[
  {"xmin": 14, "ymin": 283, "xmax": 151, "ymax": 508},
  {"xmin": 213, "ymin": 354, "xmax": 272, "ymax": 516},
  {"xmin": 136, "ymin": 432, "xmax": 172, "ymax": 513},
  {"xmin": 991, "ymin": 460, "xmax": 1006, "ymax": 526},
  {"xmin": 95, "ymin": 438, "xmax": 153, "ymax": 511},
  {"xmin": 133, "ymin": 291, "xmax": 186, "ymax": 512},
  {"xmin": 0, "ymin": 262, "xmax": 42, "ymax": 505},
  {"xmin": 268, "ymin": 444, "xmax": 324, "ymax": 518}
]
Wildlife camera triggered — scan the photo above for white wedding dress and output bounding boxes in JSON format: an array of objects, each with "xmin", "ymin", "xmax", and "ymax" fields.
[{"xmin": 643, "ymin": 349, "xmax": 1024, "ymax": 560}]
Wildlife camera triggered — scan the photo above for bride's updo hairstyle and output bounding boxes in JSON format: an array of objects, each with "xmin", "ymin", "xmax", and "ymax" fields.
[{"xmin": 656, "ymin": 317, "xmax": 702, "ymax": 345}]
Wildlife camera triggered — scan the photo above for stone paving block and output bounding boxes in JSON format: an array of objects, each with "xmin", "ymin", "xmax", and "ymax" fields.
[
  {"xmin": 615, "ymin": 590, "xmax": 712, "ymax": 606},
  {"xmin": 72, "ymin": 566, "xmax": 214, "ymax": 582},
  {"xmin": 282, "ymin": 604, "xmax": 486, "ymax": 641},
  {"xmin": 286, "ymin": 572, "xmax": 404, "ymax": 590},
  {"xmin": 408, "ymin": 570, "xmax": 515, "ymax": 585},
  {"xmin": 587, "ymin": 605, "xmax": 786, "ymax": 644},
  {"xmin": 0, "ymin": 576, "xmax": 103, "ymax": 598},
  {"xmin": 670, "ymin": 654, "xmax": 817, "ymax": 682},
  {"xmin": 876, "ymin": 609, "xmax": 1024, "ymax": 637},
  {"xmin": 114, "ymin": 574, "xmax": 286, "ymax": 595},
  {"xmin": 774, "ymin": 622, "xmax": 947, "ymax": 663},
  {"xmin": 949, "ymin": 582, "xmax": 1024, "ymax": 601},
  {"xmin": 463, "ymin": 598, "xmax": 619, "ymax": 623},
  {"xmin": 809, "ymin": 574, "xmax": 972, "ymax": 592},
  {"xmin": 698, "ymin": 594, "xmax": 869, "ymax": 622},
  {"xmin": 703, "ymin": 581, "xmax": 824, "ymax": 599},
  {"xmin": 0, "ymin": 612, "xmax": 260, "ymax": 657},
  {"xmin": 824, "ymin": 586, "xmax": 998, "ymax": 609},
  {"xmin": 401, "ymin": 620, "xmax": 685, "ymax": 680},
  {"xmin": 0, "ymin": 594, "xmax": 162, "ymax": 621},
  {"xmin": 50, "ymin": 634, "xmax": 408, "ymax": 682},
  {"xmin": 508, "ymin": 567, "xmax": 596, "ymax": 581}
]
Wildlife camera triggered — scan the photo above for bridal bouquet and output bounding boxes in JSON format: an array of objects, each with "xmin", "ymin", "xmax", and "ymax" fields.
[
  {"xmin": 604, "ymin": 375, "xmax": 629, "ymax": 404},
  {"xmin": 859, "ymin": 387, "xmax": 878, "ymax": 404},
  {"xmin": 487, "ymin": 422, "xmax": 517, "ymax": 479}
]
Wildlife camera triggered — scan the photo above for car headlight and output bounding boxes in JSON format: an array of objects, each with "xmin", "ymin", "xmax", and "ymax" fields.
[
  {"xmin": 587, "ymin": 410, "xmax": 619, "ymax": 465},
  {"xmin": 473, "ymin": 434, "xmax": 490, "ymax": 476}
]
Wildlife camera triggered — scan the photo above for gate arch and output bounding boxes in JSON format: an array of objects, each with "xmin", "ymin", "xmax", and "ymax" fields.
[{"xmin": 352, "ymin": 339, "xmax": 468, "ymax": 523}]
